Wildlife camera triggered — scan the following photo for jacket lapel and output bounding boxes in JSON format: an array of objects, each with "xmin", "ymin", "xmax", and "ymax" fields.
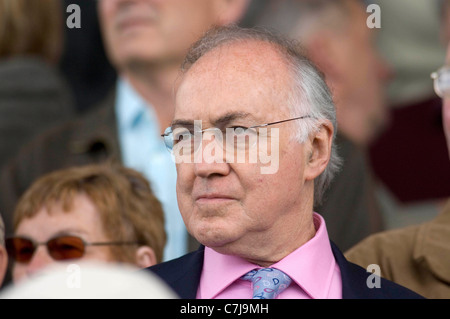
[{"xmin": 331, "ymin": 241, "xmax": 373, "ymax": 298}]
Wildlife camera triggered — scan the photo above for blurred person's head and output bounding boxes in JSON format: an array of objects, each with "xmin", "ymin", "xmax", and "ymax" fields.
[
  {"xmin": 97, "ymin": 0, "xmax": 249, "ymax": 76},
  {"xmin": 256, "ymin": 0, "xmax": 392, "ymax": 146},
  {"xmin": 0, "ymin": 0, "xmax": 63, "ymax": 64},
  {"xmin": 6, "ymin": 164, "xmax": 166, "ymax": 283}
]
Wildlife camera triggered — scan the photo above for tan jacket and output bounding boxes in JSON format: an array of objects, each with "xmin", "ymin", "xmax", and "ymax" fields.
[{"xmin": 345, "ymin": 200, "xmax": 450, "ymax": 299}]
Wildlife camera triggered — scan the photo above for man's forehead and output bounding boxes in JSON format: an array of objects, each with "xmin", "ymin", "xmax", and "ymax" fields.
[
  {"xmin": 174, "ymin": 40, "xmax": 291, "ymax": 119},
  {"xmin": 179, "ymin": 39, "xmax": 290, "ymax": 87}
]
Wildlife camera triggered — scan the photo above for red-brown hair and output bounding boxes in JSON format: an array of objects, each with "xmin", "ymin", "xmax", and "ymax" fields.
[{"xmin": 13, "ymin": 164, "xmax": 166, "ymax": 263}]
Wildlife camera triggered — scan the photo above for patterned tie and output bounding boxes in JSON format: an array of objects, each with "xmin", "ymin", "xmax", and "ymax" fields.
[{"xmin": 241, "ymin": 268, "xmax": 292, "ymax": 299}]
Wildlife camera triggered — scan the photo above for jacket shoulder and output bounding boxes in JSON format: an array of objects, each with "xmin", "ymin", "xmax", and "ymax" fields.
[{"xmin": 146, "ymin": 247, "xmax": 205, "ymax": 299}]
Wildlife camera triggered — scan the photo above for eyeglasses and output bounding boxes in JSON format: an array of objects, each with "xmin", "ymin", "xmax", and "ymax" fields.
[
  {"xmin": 161, "ymin": 115, "xmax": 312, "ymax": 154},
  {"xmin": 431, "ymin": 66, "xmax": 450, "ymax": 98},
  {"xmin": 5, "ymin": 236, "xmax": 139, "ymax": 263}
]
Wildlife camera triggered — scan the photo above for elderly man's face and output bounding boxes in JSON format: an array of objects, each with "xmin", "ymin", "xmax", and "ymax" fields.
[
  {"xmin": 98, "ymin": 0, "xmax": 225, "ymax": 70},
  {"xmin": 174, "ymin": 42, "xmax": 322, "ymax": 262}
]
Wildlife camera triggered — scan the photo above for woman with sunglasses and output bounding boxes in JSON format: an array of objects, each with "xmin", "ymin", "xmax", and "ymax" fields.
[{"xmin": 5, "ymin": 164, "xmax": 166, "ymax": 283}]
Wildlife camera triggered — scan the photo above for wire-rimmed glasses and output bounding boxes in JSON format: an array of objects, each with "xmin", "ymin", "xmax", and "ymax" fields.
[{"xmin": 161, "ymin": 115, "xmax": 312, "ymax": 154}]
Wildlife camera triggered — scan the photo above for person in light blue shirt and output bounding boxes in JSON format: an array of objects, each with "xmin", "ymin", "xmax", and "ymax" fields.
[{"xmin": 116, "ymin": 78, "xmax": 184, "ymax": 260}]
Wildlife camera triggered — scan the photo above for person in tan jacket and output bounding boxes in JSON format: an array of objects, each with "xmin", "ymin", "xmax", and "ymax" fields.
[{"xmin": 345, "ymin": 201, "xmax": 450, "ymax": 298}]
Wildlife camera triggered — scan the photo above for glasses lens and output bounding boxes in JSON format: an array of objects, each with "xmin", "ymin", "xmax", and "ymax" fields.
[
  {"xmin": 47, "ymin": 236, "xmax": 85, "ymax": 261},
  {"xmin": 225, "ymin": 127, "xmax": 258, "ymax": 152},
  {"xmin": 162, "ymin": 127, "xmax": 174, "ymax": 151},
  {"xmin": 433, "ymin": 67, "xmax": 450, "ymax": 98},
  {"xmin": 5, "ymin": 237, "xmax": 36, "ymax": 263}
]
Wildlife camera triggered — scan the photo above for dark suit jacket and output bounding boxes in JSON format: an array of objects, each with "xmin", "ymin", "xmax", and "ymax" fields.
[{"xmin": 148, "ymin": 243, "xmax": 424, "ymax": 299}]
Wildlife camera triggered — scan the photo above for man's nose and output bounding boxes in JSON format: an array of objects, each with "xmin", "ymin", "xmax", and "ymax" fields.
[{"xmin": 193, "ymin": 133, "xmax": 231, "ymax": 178}]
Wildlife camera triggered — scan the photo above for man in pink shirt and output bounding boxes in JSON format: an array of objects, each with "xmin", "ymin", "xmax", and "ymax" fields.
[{"xmin": 148, "ymin": 25, "xmax": 423, "ymax": 299}]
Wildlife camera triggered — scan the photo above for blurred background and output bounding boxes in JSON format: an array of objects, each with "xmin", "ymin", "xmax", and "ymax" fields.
[
  {"xmin": 246, "ymin": 0, "xmax": 449, "ymax": 231},
  {"xmin": 363, "ymin": 0, "xmax": 449, "ymax": 228}
]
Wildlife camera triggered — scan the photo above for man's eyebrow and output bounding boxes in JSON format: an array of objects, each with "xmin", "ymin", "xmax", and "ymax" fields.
[
  {"xmin": 213, "ymin": 112, "xmax": 256, "ymax": 127},
  {"xmin": 171, "ymin": 119, "xmax": 194, "ymax": 128},
  {"xmin": 171, "ymin": 111, "xmax": 257, "ymax": 128}
]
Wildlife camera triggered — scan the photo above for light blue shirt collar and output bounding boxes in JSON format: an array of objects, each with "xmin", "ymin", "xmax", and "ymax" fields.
[{"xmin": 116, "ymin": 78, "xmax": 162, "ymax": 135}]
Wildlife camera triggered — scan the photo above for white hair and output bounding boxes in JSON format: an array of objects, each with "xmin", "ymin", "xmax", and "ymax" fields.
[{"xmin": 285, "ymin": 55, "xmax": 342, "ymax": 205}]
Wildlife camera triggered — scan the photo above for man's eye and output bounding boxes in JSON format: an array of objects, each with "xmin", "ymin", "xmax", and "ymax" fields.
[
  {"xmin": 229, "ymin": 126, "xmax": 249, "ymax": 135},
  {"xmin": 173, "ymin": 128, "xmax": 193, "ymax": 142},
  {"xmin": 175, "ymin": 133, "xmax": 192, "ymax": 141}
]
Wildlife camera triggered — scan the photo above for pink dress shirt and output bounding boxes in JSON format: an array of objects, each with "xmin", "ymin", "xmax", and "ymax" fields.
[{"xmin": 196, "ymin": 213, "xmax": 342, "ymax": 299}]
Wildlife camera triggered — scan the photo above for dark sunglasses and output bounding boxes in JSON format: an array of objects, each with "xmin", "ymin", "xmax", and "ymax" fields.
[{"xmin": 5, "ymin": 236, "xmax": 139, "ymax": 263}]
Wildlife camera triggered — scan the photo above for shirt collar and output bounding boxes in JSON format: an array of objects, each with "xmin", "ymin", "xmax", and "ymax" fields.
[
  {"xmin": 272, "ymin": 213, "xmax": 337, "ymax": 298},
  {"xmin": 199, "ymin": 213, "xmax": 337, "ymax": 299},
  {"xmin": 116, "ymin": 77, "xmax": 155, "ymax": 131},
  {"xmin": 200, "ymin": 248, "xmax": 256, "ymax": 299}
]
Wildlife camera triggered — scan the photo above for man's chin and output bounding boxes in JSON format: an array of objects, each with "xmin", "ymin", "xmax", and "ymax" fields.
[{"xmin": 192, "ymin": 226, "xmax": 239, "ymax": 253}]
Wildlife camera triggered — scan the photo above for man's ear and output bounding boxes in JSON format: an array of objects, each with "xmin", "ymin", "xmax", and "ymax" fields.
[
  {"xmin": 0, "ymin": 245, "xmax": 8, "ymax": 286},
  {"xmin": 214, "ymin": 0, "xmax": 251, "ymax": 26},
  {"xmin": 135, "ymin": 246, "xmax": 157, "ymax": 268},
  {"xmin": 304, "ymin": 120, "xmax": 334, "ymax": 181}
]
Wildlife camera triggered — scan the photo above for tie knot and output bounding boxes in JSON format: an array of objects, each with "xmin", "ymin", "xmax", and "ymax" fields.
[{"xmin": 241, "ymin": 268, "xmax": 292, "ymax": 299}]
